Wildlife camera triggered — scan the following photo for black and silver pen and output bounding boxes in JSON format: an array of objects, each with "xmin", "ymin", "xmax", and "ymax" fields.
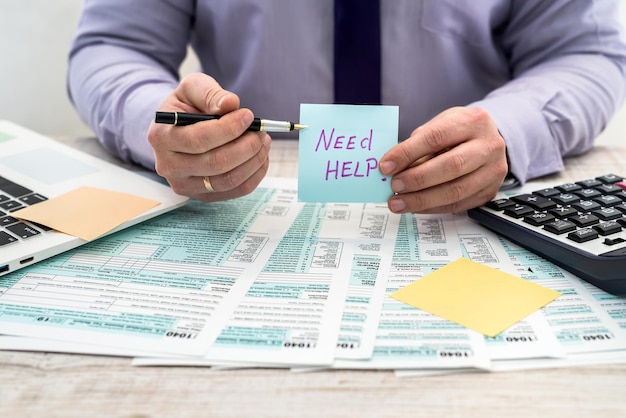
[{"xmin": 155, "ymin": 111, "xmax": 307, "ymax": 132}]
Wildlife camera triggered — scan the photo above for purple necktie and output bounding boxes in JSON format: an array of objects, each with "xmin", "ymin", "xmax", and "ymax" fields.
[{"xmin": 334, "ymin": 0, "xmax": 381, "ymax": 104}]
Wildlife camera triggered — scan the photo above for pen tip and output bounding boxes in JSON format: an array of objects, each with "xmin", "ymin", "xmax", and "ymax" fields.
[{"xmin": 294, "ymin": 124, "xmax": 308, "ymax": 130}]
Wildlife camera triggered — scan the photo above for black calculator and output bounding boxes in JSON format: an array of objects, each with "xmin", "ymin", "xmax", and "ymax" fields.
[{"xmin": 467, "ymin": 174, "xmax": 626, "ymax": 295}]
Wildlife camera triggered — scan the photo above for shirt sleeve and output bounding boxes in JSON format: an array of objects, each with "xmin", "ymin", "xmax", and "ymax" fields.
[
  {"xmin": 469, "ymin": 0, "xmax": 626, "ymax": 184},
  {"xmin": 67, "ymin": 0, "xmax": 195, "ymax": 170}
]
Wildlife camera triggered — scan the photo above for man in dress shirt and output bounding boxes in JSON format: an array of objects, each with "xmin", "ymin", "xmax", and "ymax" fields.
[{"xmin": 68, "ymin": 1, "xmax": 626, "ymax": 213}]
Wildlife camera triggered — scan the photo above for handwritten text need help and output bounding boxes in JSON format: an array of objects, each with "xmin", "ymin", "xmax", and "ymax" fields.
[{"xmin": 314, "ymin": 128, "xmax": 382, "ymax": 181}]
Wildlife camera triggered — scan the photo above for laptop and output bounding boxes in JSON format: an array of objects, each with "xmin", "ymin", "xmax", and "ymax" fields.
[{"xmin": 0, "ymin": 120, "xmax": 189, "ymax": 276}]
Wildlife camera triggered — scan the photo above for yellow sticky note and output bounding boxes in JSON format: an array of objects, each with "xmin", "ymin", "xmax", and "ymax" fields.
[
  {"xmin": 13, "ymin": 186, "xmax": 160, "ymax": 241},
  {"xmin": 390, "ymin": 258, "xmax": 561, "ymax": 337}
]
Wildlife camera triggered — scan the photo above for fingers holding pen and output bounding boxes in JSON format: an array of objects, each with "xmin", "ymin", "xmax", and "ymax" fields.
[
  {"xmin": 152, "ymin": 108, "xmax": 256, "ymax": 154},
  {"xmin": 152, "ymin": 125, "xmax": 271, "ymax": 200},
  {"xmin": 147, "ymin": 72, "xmax": 272, "ymax": 201},
  {"xmin": 193, "ymin": 136, "xmax": 271, "ymax": 203},
  {"xmin": 175, "ymin": 72, "xmax": 241, "ymax": 116},
  {"xmin": 149, "ymin": 110, "xmax": 270, "ymax": 201},
  {"xmin": 149, "ymin": 72, "xmax": 247, "ymax": 154}
]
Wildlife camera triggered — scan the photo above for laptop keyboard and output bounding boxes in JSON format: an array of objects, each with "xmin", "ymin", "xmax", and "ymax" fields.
[{"xmin": 0, "ymin": 175, "xmax": 50, "ymax": 247}]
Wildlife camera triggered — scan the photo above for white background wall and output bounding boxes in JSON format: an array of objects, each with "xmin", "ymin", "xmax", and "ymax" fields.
[
  {"xmin": 1, "ymin": 1, "xmax": 625, "ymax": 146},
  {"xmin": 0, "ymin": 1, "xmax": 199, "ymax": 138}
]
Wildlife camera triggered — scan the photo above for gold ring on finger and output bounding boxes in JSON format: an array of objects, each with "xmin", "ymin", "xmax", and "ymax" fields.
[{"xmin": 203, "ymin": 176, "xmax": 216, "ymax": 193}]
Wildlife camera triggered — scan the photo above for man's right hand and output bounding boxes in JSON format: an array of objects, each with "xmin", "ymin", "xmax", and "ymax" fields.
[{"xmin": 148, "ymin": 72, "xmax": 271, "ymax": 202}]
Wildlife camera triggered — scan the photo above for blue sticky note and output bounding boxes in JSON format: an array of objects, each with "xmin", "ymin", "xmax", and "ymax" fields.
[{"xmin": 298, "ymin": 104, "xmax": 399, "ymax": 203}]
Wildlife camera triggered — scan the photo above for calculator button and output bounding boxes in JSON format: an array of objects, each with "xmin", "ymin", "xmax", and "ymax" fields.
[
  {"xmin": 532, "ymin": 188, "xmax": 560, "ymax": 198},
  {"xmin": 574, "ymin": 189, "xmax": 602, "ymax": 199},
  {"xmin": 595, "ymin": 184, "xmax": 622, "ymax": 194},
  {"xmin": 544, "ymin": 219, "xmax": 577, "ymax": 235},
  {"xmin": 597, "ymin": 174, "xmax": 623, "ymax": 184},
  {"xmin": 567, "ymin": 227, "xmax": 599, "ymax": 243},
  {"xmin": 487, "ymin": 198, "xmax": 515, "ymax": 211},
  {"xmin": 593, "ymin": 195, "xmax": 622, "ymax": 207},
  {"xmin": 556, "ymin": 183, "xmax": 582, "ymax": 193},
  {"xmin": 615, "ymin": 204, "xmax": 626, "ymax": 214},
  {"xmin": 603, "ymin": 237, "xmax": 626, "ymax": 246},
  {"xmin": 511, "ymin": 194, "xmax": 557, "ymax": 210},
  {"xmin": 551, "ymin": 193, "xmax": 580, "ymax": 206},
  {"xmin": 593, "ymin": 221, "xmax": 621, "ymax": 236},
  {"xmin": 592, "ymin": 208, "xmax": 623, "ymax": 221},
  {"xmin": 524, "ymin": 212, "xmax": 555, "ymax": 226},
  {"xmin": 576, "ymin": 179, "xmax": 603, "ymax": 188},
  {"xmin": 569, "ymin": 214, "xmax": 600, "ymax": 227},
  {"xmin": 613, "ymin": 191, "xmax": 626, "ymax": 201},
  {"xmin": 549, "ymin": 206, "xmax": 578, "ymax": 218},
  {"xmin": 572, "ymin": 200, "xmax": 602, "ymax": 212},
  {"xmin": 504, "ymin": 204, "xmax": 535, "ymax": 218}
]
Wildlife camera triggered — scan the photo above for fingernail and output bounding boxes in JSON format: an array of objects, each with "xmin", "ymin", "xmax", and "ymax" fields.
[
  {"xmin": 389, "ymin": 197, "xmax": 406, "ymax": 213},
  {"xmin": 391, "ymin": 178, "xmax": 405, "ymax": 193},
  {"xmin": 215, "ymin": 91, "xmax": 228, "ymax": 110},
  {"xmin": 242, "ymin": 110, "xmax": 254, "ymax": 128},
  {"xmin": 379, "ymin": 161, "xmax": 396, "ymax": 175}
]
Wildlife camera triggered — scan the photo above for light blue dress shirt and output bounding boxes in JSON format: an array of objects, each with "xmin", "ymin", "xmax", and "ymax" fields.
[{"xmin": 68, "ymin": 0, "xmax": 626, "ymax": 185}]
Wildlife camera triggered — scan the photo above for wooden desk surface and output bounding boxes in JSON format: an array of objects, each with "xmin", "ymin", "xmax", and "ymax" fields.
[{"xmin": 2, "ymin": 138, "xmax": 626, "ymax": 418}]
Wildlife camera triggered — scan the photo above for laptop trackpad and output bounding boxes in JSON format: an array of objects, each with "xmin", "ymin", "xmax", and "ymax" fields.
[{"xmin": 0, "ymin": 148, "xmax": 99, "ymax": 184}]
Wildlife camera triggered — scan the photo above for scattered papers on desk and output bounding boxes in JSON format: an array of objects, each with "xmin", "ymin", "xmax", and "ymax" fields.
[
  {"xmin": 1, "ymin": 177, "xmax": 626, "ymax": 374},
  {"xmin": 13, "ymin": 186, "xmax": 161, "ymax": 241},
  {"xmin": 390, "ymin": 257, "xmax": 562, "ymax": 337}
]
